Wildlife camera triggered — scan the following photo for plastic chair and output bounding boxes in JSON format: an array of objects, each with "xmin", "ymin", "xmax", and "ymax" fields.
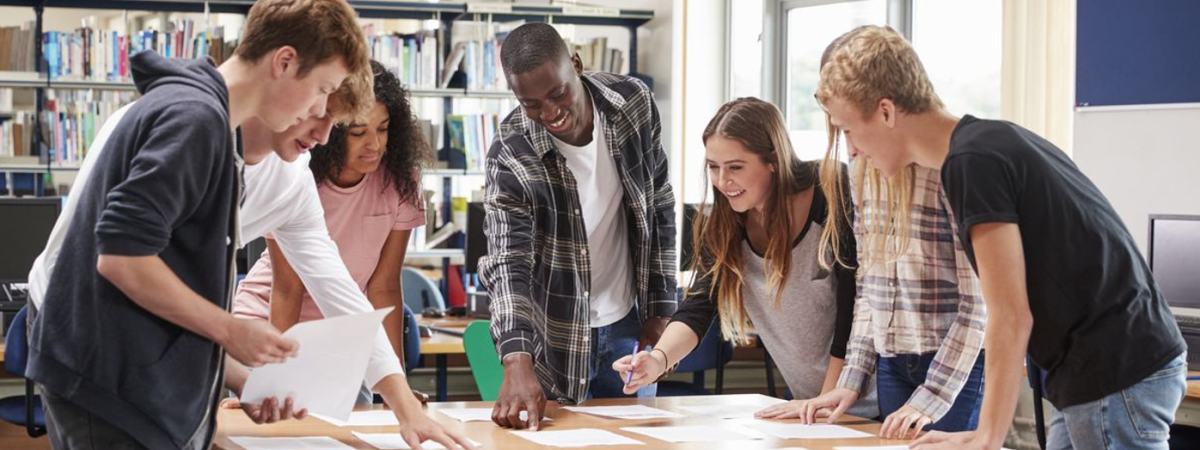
[
  {"xmin": 402, "ymin": 267, "xmax": 446, "ymax": 313},
  {"xmin": 400, "ymin": 304, "xmax": 421, "ymax": 372},
  {"xmin": 0, "ymin": 305, "xmax": 46, "ymax": 437},
  {"xmin": 657, "ymin": 317, "xmax": 734, "ymax": 396},
  {"xmin": 462, "ymin": 321, "xmax": 503, "ymax": 401}
]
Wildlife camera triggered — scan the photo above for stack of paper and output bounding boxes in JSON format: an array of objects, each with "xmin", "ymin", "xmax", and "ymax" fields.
[
  {"xmin": 620, "ymin": 425, "xmax": 766, "ymax": 443},
  {"xmin": 351, "ymin": 432, "xmax": 481, "ymax": 450},
  {"xmin": 561, "ymin": 405, "xmax": 684, "ymax": 420},
  {"xmin": 740, "ymin": 422, "xmax": 874, "ymax": 440},
  {"xmin": 311, "ymin": 410, "xmax": 399, "ymax": 427},
  {"xmin": 510, "ymin": 429, "xmax": 644, "ymax": 447},
  {"xmin": 229, "ymin": 436, "xmax": 354, "ymax": 450}
]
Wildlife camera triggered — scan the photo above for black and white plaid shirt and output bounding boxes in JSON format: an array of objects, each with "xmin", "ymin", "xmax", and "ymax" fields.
[{"xmin": 478, "ymin": 72, "xmax": 678, "ymax": 403}]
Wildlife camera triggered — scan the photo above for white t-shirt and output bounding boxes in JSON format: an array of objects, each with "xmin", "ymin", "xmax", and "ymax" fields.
[
  {"xmin": 551, "ymin": 104, "xmax": 635, "ymax": 328},
  {"xmin": 240, "ymin": 151, "xmax": 403, "ymax": 386}
]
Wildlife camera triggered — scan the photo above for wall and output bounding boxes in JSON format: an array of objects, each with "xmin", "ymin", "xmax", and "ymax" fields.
[
  {"xmin": 1072, "ymin": 1, "xmax": 1200, "ymax": 253},
  {"xmin": 1073, "ymin": 105, "xmax": 1200, "ymax": 252}
]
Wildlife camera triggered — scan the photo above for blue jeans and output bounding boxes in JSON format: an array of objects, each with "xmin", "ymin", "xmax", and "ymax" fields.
[
  {"xmin": 587, "ymin": 307, "xmax": 657, "ymax": 399},
  {"xmin": 877, "ymin": 352, "xmax": 985, "ymax": 432},
  {"xmin": 1046, "ymin": 352, "xmax": 1186, "ymax": 450}
]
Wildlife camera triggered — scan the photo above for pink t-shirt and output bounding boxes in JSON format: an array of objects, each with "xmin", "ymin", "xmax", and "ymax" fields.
[{"xmin": 234, "ymin": 171, "xmax": 425, "ymax": 321}]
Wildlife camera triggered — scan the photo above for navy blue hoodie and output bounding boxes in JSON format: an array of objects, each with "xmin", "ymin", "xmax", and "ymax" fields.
[{"xmin": 27, "ymin": 51, "xmax": 239, "ymax": 450}]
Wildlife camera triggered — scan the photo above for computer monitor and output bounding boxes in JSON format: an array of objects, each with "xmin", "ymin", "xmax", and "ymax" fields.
[
  {"xmin": 465, "ymin": 202, "xmax": 486, "ymax": 274},
  {"xmin": 0, "ymin": 197, "xmax": 61, "ymax": 283},
  {"xmin": 1148, "ymin": 214, "xmax": 1200, "ymax": 310}
]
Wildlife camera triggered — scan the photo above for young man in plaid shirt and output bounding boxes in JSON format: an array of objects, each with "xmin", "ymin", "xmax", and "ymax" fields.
[{"xmin": 478, "ymin": 23, "xmax": 678, "ymax": 430}]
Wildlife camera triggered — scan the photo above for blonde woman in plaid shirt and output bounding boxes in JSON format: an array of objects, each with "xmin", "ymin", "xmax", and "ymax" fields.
[{"xmin": 754, "ymin": 32, "xmax": 987, "ymax": 441}]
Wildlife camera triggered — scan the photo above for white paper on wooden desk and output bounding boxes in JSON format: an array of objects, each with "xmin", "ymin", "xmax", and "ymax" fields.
[
  {"xmin": 311, "ymin": 410, "xmax": 399, "ymax": 427},
  {"xmin": 437, "ymin": 408, "xmax": 552, "ymax": 423},
  {"xmin": 351, "ymin": 432, "xmax": 481, "ymax": 449},
  {"xmin": 510, "ymin": 428, "xmax": 645, "ymax": 447},
  {"xmin": 620, "ymin": 425, "xmax": 767, "ymax": 443},
  {"xmin": 240, "ymin": 307, "xmax": 392, "ymax": 421},
  {"xmin": 229, "ymin": 436, "xmax": 355, "ymax": 450},
  {"xmin": 561, "ymin": 405, "xmax": 684, "ymax": 420},
  {"xmin": 738, "ymin": 421, "xmax": 874, "ymax": 439}
]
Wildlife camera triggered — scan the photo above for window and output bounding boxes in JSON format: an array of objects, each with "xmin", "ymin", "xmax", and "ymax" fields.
[
  {"xmin": 784, "ymin": 0, "xmax": 887, "ymax": 161},
  {"xmin": 728, "ymin": 0, "xmax": 765, "ymax": 99},
  {"xmin": 771, "ymin": 0, "xmax": 1002, "ymax": 161},
  {"xmin": 911, "ymin": 0, "xmax": 1002, "ymax": 118}
]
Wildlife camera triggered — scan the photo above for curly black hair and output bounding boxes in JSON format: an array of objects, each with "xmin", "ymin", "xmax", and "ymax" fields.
[{"xmin": 310, "ymin": 60, "xmax": 431, "ymax": 207}]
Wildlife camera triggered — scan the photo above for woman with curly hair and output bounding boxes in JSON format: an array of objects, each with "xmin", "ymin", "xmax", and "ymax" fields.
[{"xmin": 234, "ymin": 59, "xmax": 431, "ymax": 387}]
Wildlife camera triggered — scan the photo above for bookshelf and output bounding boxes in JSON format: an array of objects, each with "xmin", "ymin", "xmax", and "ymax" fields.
[{"xmin": 0, "ymin": 0, "xmax": 655, "ymax": 296}]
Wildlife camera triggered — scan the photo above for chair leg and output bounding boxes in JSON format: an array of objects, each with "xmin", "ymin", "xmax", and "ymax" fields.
[
  {"xmin": 762, "ymin": 342, "xmax": 777, "ymax": 398},
  {"xmin": 26, "ymin": 380, "xmax": 45, "ymax": 438},
  {"xmin": 715, "ymin": 343, "xmax": 725, "ymax": 395},
  {"xmin": 1030, "ymin": 362, "xmax": 1047, "ymax": 450}
]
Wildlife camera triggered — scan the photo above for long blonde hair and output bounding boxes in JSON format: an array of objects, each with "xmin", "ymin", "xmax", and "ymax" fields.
[
  {"xmin": 817, "ymin": 25, "xmax": 941, "ymax": 273},
  {"xmin": 690, "ymin": 97, "xmax": 817, "ymax": 345}
]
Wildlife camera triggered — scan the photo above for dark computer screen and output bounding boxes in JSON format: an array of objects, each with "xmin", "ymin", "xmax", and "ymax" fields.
[
  {"xmin": 1148, "ymin": 215, "xmax": 1200, "ymax": 309},
  {"xmin": 465, "ymin": 202, "xmax": 486, "ymax": 274},
  {"xmin": 0, "ymin": 197, "xmax": 61, "ymax": 283}
]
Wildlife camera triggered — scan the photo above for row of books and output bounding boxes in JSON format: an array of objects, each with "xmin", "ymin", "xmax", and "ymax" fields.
[
  {"xmin": 42, "ymin": 89, "xmax": 138, "ymax": 164},
  {"xmin": 44, "ymin": 20, "xmax": 237, "ymax": 82},
  {"xmin": 0, "ymin": 112, "xmax": 33, "ymax": 158},
  {"xmin": 570, "ymin": 37, "xmax": 625, "ymax": 74},
  {"xmin": 364, "ymin": 25, "xmax": 441, "ymax": 90},
  {"xmin": 445, "ymin": 113, "xmax": 500, "ymax": 172},
  {"xmin": 0, "ymin": 22, "xmax": 37, "ymax": 72}
]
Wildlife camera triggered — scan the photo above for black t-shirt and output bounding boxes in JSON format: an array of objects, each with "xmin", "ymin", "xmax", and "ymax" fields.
[{"xmin": 941, "ymin": 115, "xmax": 1184, "ymax": 408}]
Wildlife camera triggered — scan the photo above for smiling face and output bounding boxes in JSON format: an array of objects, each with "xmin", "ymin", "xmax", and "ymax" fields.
[
  {"xmin": 508, "ymin": 53, "xmax": 593, "ymax": 146},
  {"xmin": 706, "ymin": 134, "xmax": 776, "ymax": 214},
  {"xmin": 258, "ymin": 47, "xmax": 348, "ymax": 132}
]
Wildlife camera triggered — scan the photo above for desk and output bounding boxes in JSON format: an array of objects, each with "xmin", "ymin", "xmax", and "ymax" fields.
[
  {"xmin": 214, "ymin": 394, "xmax": 906, "ymax": 450},
  {"xmin": 418, "ymin": 317, "xmax": 471, "ymax": 402}
]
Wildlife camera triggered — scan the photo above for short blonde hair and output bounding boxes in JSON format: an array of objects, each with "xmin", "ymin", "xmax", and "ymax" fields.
[
  {"xmin": 328, "ymin": 66, "xmax": 374, "ymax": 123},
  {"xmin": 816, "ymin": 25, "xmax": 942, "ymax": 116}
]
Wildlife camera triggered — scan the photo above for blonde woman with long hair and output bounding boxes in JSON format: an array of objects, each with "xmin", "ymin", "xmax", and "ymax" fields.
[{"xmin": 614, "ymin": 97, "xmax": 878, "ymax": 419}]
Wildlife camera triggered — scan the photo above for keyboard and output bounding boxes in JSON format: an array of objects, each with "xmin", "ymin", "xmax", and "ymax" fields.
[{"xmin": 1177, "ymin": 314, "xmax": 1200, "ymax": 330}]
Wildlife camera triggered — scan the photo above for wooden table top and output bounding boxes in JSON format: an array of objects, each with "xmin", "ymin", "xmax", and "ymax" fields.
[
  {"xmin": 418, "ymin": 317, "xmax": 474, "ymax": 355},
  {"xmin": 1189, "ymin": 371, "xmax": 1200, "ymax": 401},
  {"xmin": 214, "ymin": 394, "xmax": 907, "ymax": 450}
]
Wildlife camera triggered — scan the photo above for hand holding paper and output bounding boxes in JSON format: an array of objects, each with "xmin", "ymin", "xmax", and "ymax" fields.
[{"xmin": 241, "ymin": 307, "xmax": 392, "ymax": 421}]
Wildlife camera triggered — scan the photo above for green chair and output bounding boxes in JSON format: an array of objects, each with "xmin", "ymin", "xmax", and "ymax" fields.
[{"xmin": 462, "ymin": 320, "xmax": 504, "ymax": 401}]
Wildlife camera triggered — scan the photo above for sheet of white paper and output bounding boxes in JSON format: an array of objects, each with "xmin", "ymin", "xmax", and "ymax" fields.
[
  {"xmin": 510, "ymin": 428, "xmax": 644, "ymax": 447},
  {"xmin": 436, "ymin": 408, "xmax": 495, "ymax": 422},
  {"xmin": 435, "ymin": 408, "xmax": 550, "ymax": 423},
  {"xmin": 241, "ymin": 307, "xmax": 392, "ymax": 421},
  {"xmin": 229, "ymin": 436, "xmax": 354, "ymax": 450},
  {"xmin": 620, "ymin": 425, "xmax": 767, "ymax": 443},
  {"xmin": 678, "ymin": 404, "xmax": 770, "ymax": 419},
  {"xmin": 562, "ymin": 405, "xmax": 685, "ymax": 420},
  {"xmin": 739, "ymin": 422, "xmax": 874, "ymax": 439},
  {"xmin": 351, "ymin": 432, "xmax": 481, "ymax": 449},
  {"xmin": 311, "ymin": 410, "xmax": 399, "ymax": 427}
]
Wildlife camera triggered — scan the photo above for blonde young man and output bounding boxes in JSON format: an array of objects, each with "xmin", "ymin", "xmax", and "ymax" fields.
[
  {"xmin": 816, "ymin": 25, "xmax": 1184, "ymax": 450},
  {"xmin": 24, "ymin": 2, "xmax": 400, "ymax": 449}
]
